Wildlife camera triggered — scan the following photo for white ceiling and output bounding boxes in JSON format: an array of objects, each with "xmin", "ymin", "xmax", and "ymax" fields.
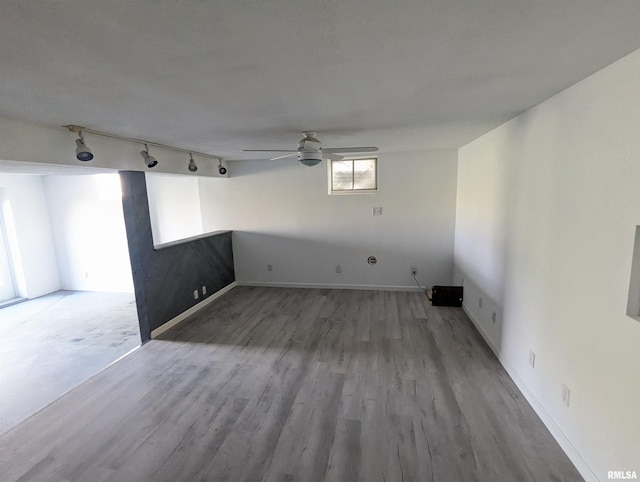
[{"xmin": 1, "ymin": 0, "xmax": 640, "ymax": 160}]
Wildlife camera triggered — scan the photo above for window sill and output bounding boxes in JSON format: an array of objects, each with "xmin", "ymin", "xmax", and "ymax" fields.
[{"xmin": 329, "ymin": 189, "xmax": 377, "ymax": 196}]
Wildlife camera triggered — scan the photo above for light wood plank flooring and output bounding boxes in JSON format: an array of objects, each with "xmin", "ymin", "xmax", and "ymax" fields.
[{"xmin": 0, "ymin": 287, "xmax": 582, "ymax": 481}]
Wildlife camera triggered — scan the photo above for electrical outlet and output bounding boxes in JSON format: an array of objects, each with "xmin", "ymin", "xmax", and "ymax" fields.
[
  {"xmin": 193, "ymin": 290, "xmax": 199, "ymax": 300},
  {"xmin": 202, "ymin": 285, "xmax": 207, "ymax": 295},
  {"xmin": 561, "ymin": 384, "xmax": 571, "ymax": 407},
  {"xmin": 492, "ymin": 312, "xmax": 496, "ymax": 323},
  {"xmin": 267, "ymin": 264, "xmax": 273, "ymax": 272},
  {"xmin": 411, "ymin": 267, "xmax": 417, "ymax": 276},
  {"xmin": 478, "ymin": 297, "xmax": 483, "ymax": 308},
  {"xmin": 336, "ymin": 265, "xmax": 342, "ymax": 274},
  {"xmin": 528, "ymin": 350, "xmax": 535, "ymax": 368},
  {"xmin": 372, "ymin": 207, "xmax": 383, "ymax": 216}
]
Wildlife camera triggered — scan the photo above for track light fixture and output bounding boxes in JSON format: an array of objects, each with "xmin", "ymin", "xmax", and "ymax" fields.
[
  {"xmin": 63, "ymin": 125, "xmax": 224, "ymax": 173},
  {"xmin": 75, "ymin": 131, "xmax": 94, "ymax": 161},
  {"xmin": 140, "ymin": 144, "xmax": 158, "ymax": 168},
  {"xmin": 188, "ymin": 153, "xmax": 198, "ymax": 172}
]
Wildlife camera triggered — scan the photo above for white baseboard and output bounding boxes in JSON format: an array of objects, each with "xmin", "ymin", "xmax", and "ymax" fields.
[
  {"xmin": 151, "ymin": 282, "xmax": 237, "ymax": 339},
  {"xmin": 462, "ymin": 304, "xmax": 597, "ymax": 482},
  {"xmin": 236, "ymin": 281, "xmax": 422, "ymax": 292}
]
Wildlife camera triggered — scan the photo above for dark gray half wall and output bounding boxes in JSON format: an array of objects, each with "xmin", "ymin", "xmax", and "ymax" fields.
[{"xmin": 120, "ymin": 171, "xmax": 234, "ymax": 341}]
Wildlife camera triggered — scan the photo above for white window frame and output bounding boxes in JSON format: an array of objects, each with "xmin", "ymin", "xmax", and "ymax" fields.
[{"xmin": 328, "ymin": 157, "xmax": 378, "ymax": 195}]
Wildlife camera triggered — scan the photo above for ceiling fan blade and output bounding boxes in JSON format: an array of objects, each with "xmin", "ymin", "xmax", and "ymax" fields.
[
  {"xmin": 243, "ymin": 149, "xmax": 297, "ymax": 152},
  {"xmin": 270, "ymin": 153, "xmax": 298, "ymax": 160},
  {"xmin": 322, "ymin": 152, "xmax": 344, "ymax": 161},
  {"xmin": 323, "ymin": 146, "xmax": 379, "ymax": 153}
]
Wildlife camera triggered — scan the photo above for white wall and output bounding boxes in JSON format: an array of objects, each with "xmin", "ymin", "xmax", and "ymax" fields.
[
  {"xmin": 44, "ymin": 174, "xmax": 134, "ymax": 292},
  {"xmin": 0, "ymin": 174, "xmax": 60, "ymax": 298},
  {"xmin": 199, "ymin": 150, "xmax": 457, "ymax": 289},
  {"xmin": 454, "ymin": 48, "xmax": 640, "ymax": 480},
  {"xmin": 145, "ymin": 173, "xmax": 203, "ymax": 245}
]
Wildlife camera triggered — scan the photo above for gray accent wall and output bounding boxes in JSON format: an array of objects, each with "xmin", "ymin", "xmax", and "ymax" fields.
[{"xmin": 120, "ymin": 171, "xmax": 234, "ymax": 341}]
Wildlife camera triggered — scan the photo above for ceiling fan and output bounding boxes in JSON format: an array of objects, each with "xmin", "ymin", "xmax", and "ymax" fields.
[{"xmin": 243, "ymin": 131, "xmax": 378, "ymax": 167}]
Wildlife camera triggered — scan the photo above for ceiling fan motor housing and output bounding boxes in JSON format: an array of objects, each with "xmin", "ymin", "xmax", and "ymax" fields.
[
  {"xmin": 297, "ymin": 131, "xmax": 323, "ymax": 166},
  {"xmin": 299, "ymin": 131, "xmax": 321, "ymax": 149}
]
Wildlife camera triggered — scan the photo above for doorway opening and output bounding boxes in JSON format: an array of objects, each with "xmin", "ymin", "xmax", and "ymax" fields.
[{"xmin": 0, "ymin": 168, "xmax": 141, "ymax": 435}]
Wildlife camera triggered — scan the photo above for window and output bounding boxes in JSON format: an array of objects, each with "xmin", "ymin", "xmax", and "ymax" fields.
[{"xmin": 330, "ymin": 158, "xmax": 377, "ymax": 194}]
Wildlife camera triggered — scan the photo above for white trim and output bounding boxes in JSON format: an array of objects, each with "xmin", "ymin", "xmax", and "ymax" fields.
[
  {"xmin": 105, "ymin": 344, "xmax": 141, "ymax": 368},
  {"xmin": 462, "ymin": 304, "xmax": 598, "ymax": 482},
  {"xmin": 151, "ymin": 282, "xmax": 237, "ymax": 338},
  {"xmin": 329, "ymin": 189, "xmax": 378, "ymax": 196},
  {"xmin": 236, "ymin": 281, "xmax": 423, "ymax": 292}
]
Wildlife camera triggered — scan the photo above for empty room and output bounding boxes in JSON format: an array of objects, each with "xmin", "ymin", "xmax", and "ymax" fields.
[{"xmin": 0, "ymin": 1, "xmax": 639, "ymax": 481}]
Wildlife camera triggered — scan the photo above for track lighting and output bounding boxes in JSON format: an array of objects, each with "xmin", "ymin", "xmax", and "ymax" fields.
[
  {"xmin": 63, "ymin": 125, "xmax": 224, "ymax": 173},
  {"xmin": 140, "ymin": 144, "xmax": 158, "ymax": 168},
  {"xmin": 75, "ymin": 131, "xmax": 94, "ymax": 161},
  {"xmin": 188, "ymin": 153, "xmax": 198, "ymax": 172}
]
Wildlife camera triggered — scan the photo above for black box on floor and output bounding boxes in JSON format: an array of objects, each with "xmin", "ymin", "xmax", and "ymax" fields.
[{"xmin": 431, "ymin": 286, "xmax": 463, "ymax": 307}]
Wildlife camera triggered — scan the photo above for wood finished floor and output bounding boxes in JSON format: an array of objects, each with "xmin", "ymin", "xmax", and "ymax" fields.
[{"xmin": 0, "ymin": 287, "xmax": 582, "ymax": 481}]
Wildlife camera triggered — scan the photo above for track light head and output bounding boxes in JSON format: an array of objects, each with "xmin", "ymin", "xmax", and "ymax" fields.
[
  {"xmin": 188, "ymin": 153, "xmax": 198, "ymax": 172},
  {"xmin": 140, "ymin": 144, "xmax": 158, "ymax": 168},
  {"xmin": 218, "ymin": 160, "xmax": 227, "ymax": 175},
  {"xmin": 75, "ymin": 132, "xmax": 93, "ymax": 161}
]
